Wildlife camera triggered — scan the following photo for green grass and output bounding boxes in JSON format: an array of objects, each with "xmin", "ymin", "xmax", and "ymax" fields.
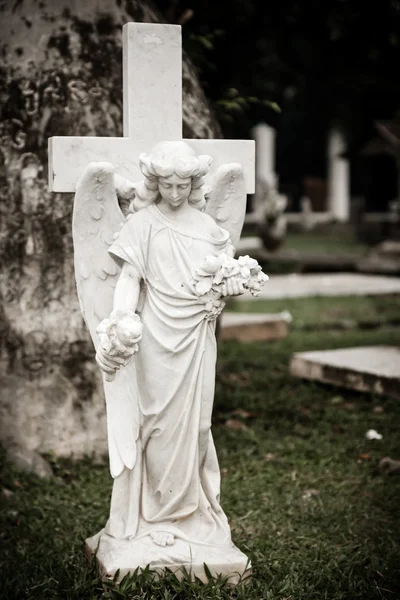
[
  {"xmin": 282, "ymin": 231, "xmax": 368, "ymax": 256},
  {"xmin": 1, "ymin": 300, "xmax": 400, "ymax": 599},
  {"xmin": 227, "ymin": 294, "xmax": 400, "ymax": 330}
]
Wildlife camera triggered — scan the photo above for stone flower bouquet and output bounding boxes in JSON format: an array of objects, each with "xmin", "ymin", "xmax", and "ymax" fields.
[
  {"xmin": 96, "ymin": 309, "xmax": 143, "ymax": 381},
  {"xmin": 194, "ymin": 254, "xmax": 269, "ymax": 318}
]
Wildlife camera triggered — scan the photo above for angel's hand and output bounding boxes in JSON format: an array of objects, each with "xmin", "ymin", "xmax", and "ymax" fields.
[
  {"xmin": 95, "ymin": 346, "xmax": 129, "ymax": 376},
  {"xmin": 221, "ymin": 277, "xmax": 245, "ymax": 297}
]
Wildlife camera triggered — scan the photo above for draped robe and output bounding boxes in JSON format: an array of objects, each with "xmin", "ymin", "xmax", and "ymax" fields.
[{"xmin": 105, "ymin": 204, "xmax": 233, "ymax": 546}]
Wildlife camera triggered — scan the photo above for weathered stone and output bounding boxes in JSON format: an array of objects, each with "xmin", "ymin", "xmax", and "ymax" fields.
[
  {"xmin": 376, "ymin": 241, "xmax": 400, "ymax": 257},
  {"xmin": 235, "ymin": 273, "xmax": 400, "ymax": 300},
  {"xmin": 220, "ymin": 312, "xmax": 289, "ymax": 342},
  {"xmin": 290, "ymin": 346, "xmax": 400, "ymax": 399},
  {"xmin": 52, "ymin": 15, "xmax": 258, "ymax": 573},
  {"xmin": 5, "ymin": 444, "xmax": 53, "ymax": 479},
  {"xmin": 379, "ymin": 457, "xmax": 400, "ymax": 475},
  {"xmin": 0, "ymin": 0, "xmax": 221, "ymax": 461},
  {"xmin": 358, "ymin": 240, "xmax": 400, "ymax": 275}
]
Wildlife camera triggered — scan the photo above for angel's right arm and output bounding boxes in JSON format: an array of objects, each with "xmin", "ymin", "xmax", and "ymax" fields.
[
  {"xmin": 96, "ymin": 262, "xmax": 142, "ymax": 376},
  {"xmin": 113, "ymin": 262, "xmax": 142, "ymax": 312}
]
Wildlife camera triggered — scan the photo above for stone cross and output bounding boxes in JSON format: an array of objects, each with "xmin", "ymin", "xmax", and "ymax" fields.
[{"xmin": 48, "ymin": 23, "xmax": 255, "ymax": 194}]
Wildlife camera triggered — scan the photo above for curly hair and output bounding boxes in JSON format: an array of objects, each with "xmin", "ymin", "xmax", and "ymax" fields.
[{"xmin": 130, "ymin": 141, "xmax": 212, "ymax": 212}]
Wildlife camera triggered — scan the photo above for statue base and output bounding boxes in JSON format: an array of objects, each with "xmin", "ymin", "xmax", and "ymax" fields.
[{"xmin": 85, "ymin": 529, "xmax": 251, "ymax": 585}]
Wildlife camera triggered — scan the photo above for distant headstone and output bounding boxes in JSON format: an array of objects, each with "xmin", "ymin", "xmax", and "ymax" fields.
[
  {"xmin": 220, "ymin": 312, "xmax": 290, "ymax": 342},
  {"xmin": 235, "ymin": 273, "xmax": 400, "ymax": 300},
  {"xmin": 328, "ymin": 129, "xmax": 350, "ymax": 222},
  {"xmin": 290, "ymin": 346, "xmax": 400, "ymax": 399}
]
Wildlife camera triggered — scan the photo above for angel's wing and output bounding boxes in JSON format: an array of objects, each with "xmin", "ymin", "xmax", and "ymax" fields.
[
  {"xmin": 73, "ymin": 163, "xmax": 140, "ymax": 478},
  {"xmin": 205, "ymin": 163, "xmax": 246, "ymax": 250}
]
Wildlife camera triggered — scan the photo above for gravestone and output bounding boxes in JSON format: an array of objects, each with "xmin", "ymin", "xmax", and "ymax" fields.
[
  {"xmin": 234, "ymin": 273, "xmax": 400, "ymax": 300},
  {"xmin": 328, "ymin": 129, "xmax": 350, "ymax": 222},
  {"xmin": 49, "ymin": 22, "xmax": 257, "ymax": 583},
  {"xmin": 49, "ymin": 23, "xmax": 255, "ymax": 193},
  {"xmin": 220, "ymin": 311, "xmax": 290, "ymax": 342},
  {"xmin": 290, "ymin": 346, "xmax": 400, "ymax": 399}
]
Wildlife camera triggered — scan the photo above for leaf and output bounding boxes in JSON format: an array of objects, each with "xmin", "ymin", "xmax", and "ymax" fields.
[
  {"xmin": 359, "ymin": 453, "xmax": 372, "ymax": 461},
  {"xmin": 203, "ymin": 562, "xmax": 213, "ymax": 581},
  {"xmin": 264, "ymin": 100, "xmax": 282, "ymax": 113}
]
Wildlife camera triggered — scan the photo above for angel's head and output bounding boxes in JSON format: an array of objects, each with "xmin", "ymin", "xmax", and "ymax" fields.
[{"xmin": 132, "ymin": 141, "xmax": 212, "ymax": 212}]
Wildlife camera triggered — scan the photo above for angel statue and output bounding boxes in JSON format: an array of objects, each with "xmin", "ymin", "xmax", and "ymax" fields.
[{"xmin": 73, "ymin": 140, "xmax": 268, "ymax": 582}]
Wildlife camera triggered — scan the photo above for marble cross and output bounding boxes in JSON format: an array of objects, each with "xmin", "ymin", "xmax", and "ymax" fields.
[{"xmin": 48, "ymin": 23, "xmax": 255, "ymax": 193}]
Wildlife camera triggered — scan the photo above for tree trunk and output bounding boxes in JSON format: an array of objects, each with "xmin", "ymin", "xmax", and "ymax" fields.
[{"xmin": 0, "ymin": 0, "xmax": 221, "ymax": 469}]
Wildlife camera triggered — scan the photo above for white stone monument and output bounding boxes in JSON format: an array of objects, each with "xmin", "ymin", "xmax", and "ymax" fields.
[
  {"xmin": 328, "ymin": 128, "xmax": 350, "ymax": 221},
  {"xmin": 49, "ymin": 23, "xmax": 255, "ymax": 193},
  {"xmin": 48, "ymin": 23, "xmax": 265, "ymax": 584},
  {"xmin": 253, "ymin": 124, "xmax": 275, "ymax": 194}
]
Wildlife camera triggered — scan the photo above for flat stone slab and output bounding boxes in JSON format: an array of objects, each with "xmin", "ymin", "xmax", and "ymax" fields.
[
  {"xmin": 221, "ymin": 312, "xmax": 290, "ymax": 341},
  {"xmin": 236, "ymin": 273, "xmax": 400, "ymax": 300},
  {"xmin": 290, "ymin": 346, "xmax": 400, "ymax": 399},
  {"xmin": 236, "ymin": 236, "xmax": 263, "ymax": 254}
]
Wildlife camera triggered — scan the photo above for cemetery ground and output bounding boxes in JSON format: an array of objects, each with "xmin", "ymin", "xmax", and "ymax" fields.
[{"xmin": 1, "ymin": 296, "xmax": 400, "ymax": 599}]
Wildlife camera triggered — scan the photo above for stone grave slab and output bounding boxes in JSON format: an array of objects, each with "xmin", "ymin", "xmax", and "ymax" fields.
[
  {"xmin": 220, "ymin": 312, "xmax": 290, "ymax": 342},
  {"xmin": 48, "ymin": 21, "xmax": 257, "ymax": 585},
  {"xmin": 290, "ymin": 346, "xmax": 400, "ymax": 399},
  {"xmin": 235, "ymin": 273, "xmax": 400, "ymax": 300}
]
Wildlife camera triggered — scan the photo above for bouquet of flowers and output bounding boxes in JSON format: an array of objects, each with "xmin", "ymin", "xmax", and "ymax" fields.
[
  {"xmin": 96, "ymin": 309, "xmax": 143, "ymax": 381},
  {"xmin": 193, "ymin": 254, "xmax": 269, "ymax": 298}
]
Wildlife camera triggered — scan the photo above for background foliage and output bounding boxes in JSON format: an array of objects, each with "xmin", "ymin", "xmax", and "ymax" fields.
[{"xmin": 156, "ymin": 0, "xmax": 400, "ymax": 180}]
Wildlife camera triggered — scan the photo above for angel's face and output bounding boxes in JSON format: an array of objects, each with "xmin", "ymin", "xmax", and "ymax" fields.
[{"xmin": 158, "ymin": 173, "xmax": 192, "ymax": 210}]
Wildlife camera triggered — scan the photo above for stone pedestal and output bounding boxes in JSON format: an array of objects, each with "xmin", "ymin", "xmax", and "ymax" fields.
[{"xmin": 85, "ymin": 530, "xmax": 251, "ymax": 584}]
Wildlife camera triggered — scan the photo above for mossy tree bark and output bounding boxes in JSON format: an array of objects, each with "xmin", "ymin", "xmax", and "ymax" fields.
[{"xmin": 0, "ymin": 0, "xmax": 221, "ymax": 466}]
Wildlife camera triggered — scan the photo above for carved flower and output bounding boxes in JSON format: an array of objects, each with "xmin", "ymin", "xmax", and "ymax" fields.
[
  {"xmin": 204, "ymin": 295, "xmax": 226, "ymax": 321},
  {"xmin": 193, "ymin": 253, "xmax": 269, "ymax": 305},
  {"xmin": 238, "ymin": 255, "xmax": 260, "ymax": 279},
  {"xmin": 196, "ymin": 255, "xmax": 225, "ymax": 276},
  {"xmin": 195, "ymin": 276, "xmax": 214, "ymax": 296},
  {"xmin": 96, "ymin": 310, "xmax": 143, "ymax": 357}
]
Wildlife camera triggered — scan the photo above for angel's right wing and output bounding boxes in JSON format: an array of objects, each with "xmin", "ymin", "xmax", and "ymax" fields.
[
  {"xmin": 205, "ymin": 163, "xmax": 246, "ymax": 250},
  {"xmin": 73, "ymin": 163, "xmax": 140, "ymax": 478}
]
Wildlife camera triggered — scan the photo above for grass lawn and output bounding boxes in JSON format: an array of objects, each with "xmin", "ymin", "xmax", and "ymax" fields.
[
  {"xmin": 1, "ymin": 297, "xmax": 400, "ymax": 599},
  {"xmin": 282, "ymin": 231, "xmax": 368, "ymax": 256},
  {"xmin": 226, "ymin": 294, "xmax": 400, "ymax": 330}
]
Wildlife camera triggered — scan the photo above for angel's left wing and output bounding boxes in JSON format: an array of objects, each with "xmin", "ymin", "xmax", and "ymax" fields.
[
  {"xmin": 204, "ymin": 163, "xmax": 246, "ymax": 250},
  {"xmin": 73, "ymin": 163, "xmax": 140, "ymax": 478}
]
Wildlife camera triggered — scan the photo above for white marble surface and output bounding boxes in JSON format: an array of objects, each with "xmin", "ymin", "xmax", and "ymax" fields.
[
  {"xmin": 123, "ymin": 23, "xmax": 182, "ymax": 143},
  {"xmin": 235, "ymin": 273, "xmax": 400, "ymax": 300},
  {"xmin": 71, "ymin": 141, "xmax": 261, "ymax": 581},
  {"xmin": 292, "ymin": 346, "xmax": 400, "ymax": 378},
  {"xmin": 86, "ymin": 530, "xmax": 251, "ymax": 584},
  {"xmin": 222, "ymin": 311, "xmax": 291, "ymax": 326},
  {"xmin": 48, "ymin": 23, "xmax": 255, "ymax": 193},
  {"xmin": 49, "ymin": 137, "xmax": 255, "ymax": 193},
  {"xmin": 290, "ymin": 346, "xmax": 400, "ymax": 399},
  {"xmin": 328, "ymin": 129, "xmax": 350, "ymax": 221}
]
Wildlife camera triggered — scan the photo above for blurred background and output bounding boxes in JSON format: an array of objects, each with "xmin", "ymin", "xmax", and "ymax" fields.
[{"xmin": 1, "ymin": 1, "xmax": 400, "ymax": 599}]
